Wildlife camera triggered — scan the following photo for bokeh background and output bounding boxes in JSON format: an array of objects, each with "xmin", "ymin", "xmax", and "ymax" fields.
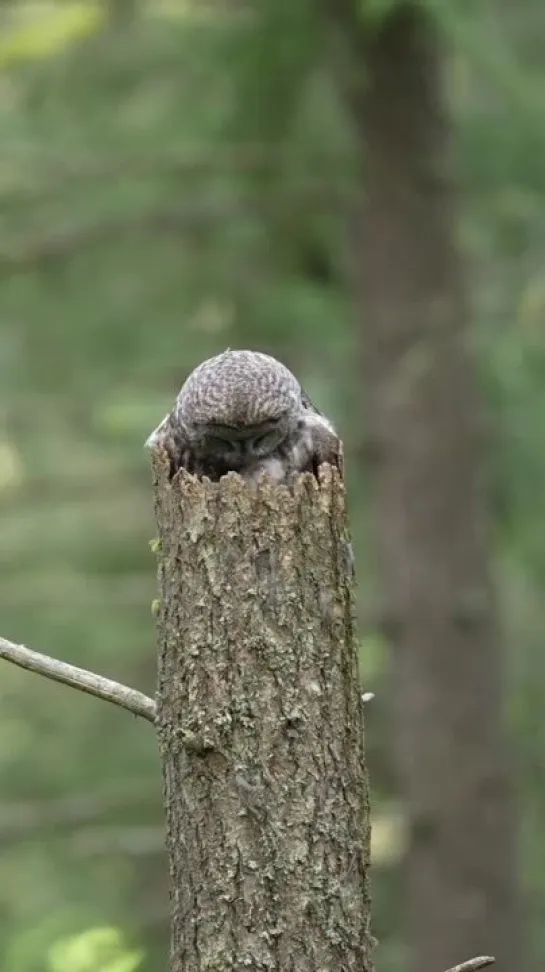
[{"xmin": 0, "ymin": 1, "xmax": 543, "ymax": 971}]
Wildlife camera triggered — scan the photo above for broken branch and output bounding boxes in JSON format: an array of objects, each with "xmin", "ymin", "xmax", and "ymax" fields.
[
  {"xmin": 444, "ymin": 957, "xmax": 495, "ymax": 972},
  {"xmin": 0, "ymin": 635, "xmax": 156, "ymax": 724}
]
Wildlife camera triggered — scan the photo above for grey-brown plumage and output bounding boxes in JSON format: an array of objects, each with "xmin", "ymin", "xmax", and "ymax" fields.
[{"xmin": 146, "ymin": 349, "xmax": 341, "ymax": 486}]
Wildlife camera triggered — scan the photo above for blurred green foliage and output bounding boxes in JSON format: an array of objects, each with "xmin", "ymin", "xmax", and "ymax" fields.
[
  {"xmin": 1, "ymin": 0, "xmax": 545, "ymax": 970},
  {"xmin": 48, "ymin": 926, "xmax": 143, "ymax": 972}
]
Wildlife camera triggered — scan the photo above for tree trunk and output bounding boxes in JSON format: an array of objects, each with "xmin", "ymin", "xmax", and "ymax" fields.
[
  {"xmin": 151, "ymin": 452, "xmax": 374, "ymax": 972},
  {"xmin": 342, "ymin": 6, "xmax": 523, "ymax": 972}
]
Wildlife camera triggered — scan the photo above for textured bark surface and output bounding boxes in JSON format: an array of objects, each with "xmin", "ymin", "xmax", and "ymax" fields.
[
  {"xmin": 343, "ymin": 7, "xmax": 523, "ymax": 972},
  {"xmin": 152, "ymin": 452, "xmax": 374, "ymax": 972}
]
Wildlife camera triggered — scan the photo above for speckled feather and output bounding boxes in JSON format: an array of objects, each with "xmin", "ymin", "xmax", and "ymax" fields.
[
  {"xmin": 146, "ymin": 348, "xmax": 341, "ymax": 485},
  {"xmin": 175, "ymin": 349, "xmax": 302, "ymax": 430}
]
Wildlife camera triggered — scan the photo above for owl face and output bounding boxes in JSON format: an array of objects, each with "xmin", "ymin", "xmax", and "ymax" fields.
[{"xmin": 189, "ymin": 413, "xmax": 293, "ymax": 469}]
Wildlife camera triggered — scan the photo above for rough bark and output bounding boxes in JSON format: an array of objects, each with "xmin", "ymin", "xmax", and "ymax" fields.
[
  {"xmin": 340, "ymin": 6, "xmax": 522, "ymax": 972},
  {"xmin": 151, "ymin": 451, "xmax": 374, "ymax": 972}
]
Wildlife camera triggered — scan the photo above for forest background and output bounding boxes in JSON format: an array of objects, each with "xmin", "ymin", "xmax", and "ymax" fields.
[{"xmin": 0, "ymin": 2, "xmax": 544, "ymax": 971}]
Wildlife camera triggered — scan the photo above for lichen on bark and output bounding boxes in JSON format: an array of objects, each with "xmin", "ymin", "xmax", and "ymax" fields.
[{"xmin": 152, "ymin": 450, "xmax": 374, "ymax": 972}]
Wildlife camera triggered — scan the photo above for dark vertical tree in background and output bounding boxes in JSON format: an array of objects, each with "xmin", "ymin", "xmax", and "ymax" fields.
[{"xmin": 333, "ymin": 5, "xmax": 523, "ymax": 972}]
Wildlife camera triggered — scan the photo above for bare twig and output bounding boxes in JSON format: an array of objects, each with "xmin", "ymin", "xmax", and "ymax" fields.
[
  {"xmin": 444, "ymin": 958, "xmax": 495, "ymax": 972},
  {"xmin": 0, "ymin": 203, "xmax": 209, "ymax": 274},
  {"xmin": 0, "ymin": 636, "xmax": 156, "ymax": 724},
  {"xmin": 70, "ymin": 824, "xmax": 165, "ymax": 858},
  {"xmin": 2, "ymin": 144, "xmax": 278, "ymax": 199},
  {"xmin": 0, "ymin": 781, "xmax": 160, "ymax": 842},
  {"xmin": 0, "ymin": 186, "xmax": 354, "ymax": 276}
]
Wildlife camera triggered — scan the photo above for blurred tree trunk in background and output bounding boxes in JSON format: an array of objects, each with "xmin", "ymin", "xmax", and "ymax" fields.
[{"xmin": 337, "ymin": 5, "xmax": 524, "ymax": 972}]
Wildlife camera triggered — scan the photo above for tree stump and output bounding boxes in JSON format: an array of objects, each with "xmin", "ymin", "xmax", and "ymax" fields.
[{"xmin": 152, "ymin": 450, "xmax": 374, "ymax": 972}]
